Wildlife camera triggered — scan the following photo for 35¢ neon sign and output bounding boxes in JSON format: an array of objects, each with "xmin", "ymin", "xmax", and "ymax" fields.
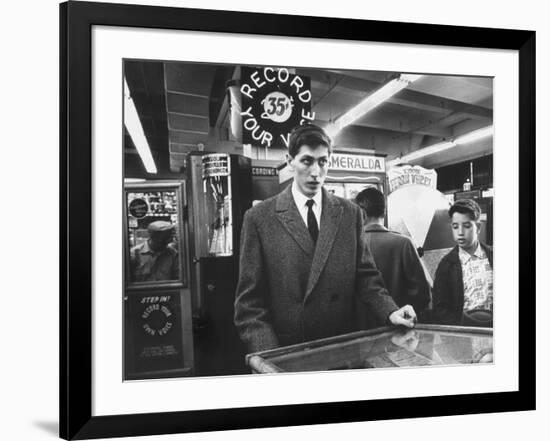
[{"xmin": 240, "ymin": 67, "xmax": 314, "ymax": 148}]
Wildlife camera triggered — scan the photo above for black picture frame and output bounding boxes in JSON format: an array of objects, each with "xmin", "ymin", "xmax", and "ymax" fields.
[{"xmin": 60, "ymin": 1, "xmax": 536, "ymax": 439}]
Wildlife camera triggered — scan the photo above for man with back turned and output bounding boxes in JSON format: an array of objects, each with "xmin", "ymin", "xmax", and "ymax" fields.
[
  {"xmin": 354, "ymin": 187, "xmax": 430, "ymax": 327},
  {"xmin": 234, "ymin": 124, "xmax": 417, "ymax": 353}
]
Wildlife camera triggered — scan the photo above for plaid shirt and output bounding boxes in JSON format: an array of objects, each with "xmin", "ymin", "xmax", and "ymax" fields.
[{"xmin": 459, "ymin": 244, "xmax": 493, "ymax": 311}]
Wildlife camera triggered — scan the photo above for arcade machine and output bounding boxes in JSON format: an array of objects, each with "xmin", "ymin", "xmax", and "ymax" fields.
[
  {"xmin": 386, "ymin": 165, "xmax": 456, "ymax": 286},
  {"xmin": 186, "ymin": 152, "xmax": 252, "ymax": 375},
  {"xmin": 250, "ymin": 159, "xmax": 281, "ymax": 204},
  {"xmin": 247, "ymin": 325, "xmax": 493, "ymax": 373},
  {"xmin": 123, "ymin": 181, "xmax": 194, "ymax": 380}
]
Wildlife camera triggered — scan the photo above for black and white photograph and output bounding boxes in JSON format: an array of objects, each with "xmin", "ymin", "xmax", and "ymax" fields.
[
  {"xmin": 49, "ymin": 1, "xmax": 539, "ymax": 440},
  {"xmin": 122, "ymin": 60, "xmax": 495, "ymax": 380}
]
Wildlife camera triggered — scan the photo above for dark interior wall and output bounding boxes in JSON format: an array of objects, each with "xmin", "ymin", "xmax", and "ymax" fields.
[
  {"xmin": 124, "ymin": 61, "xmax": 172, "ymax": 176},
  {"xmin": 436, "ymin": 154, "xmax": 493, "ymax": 193}
]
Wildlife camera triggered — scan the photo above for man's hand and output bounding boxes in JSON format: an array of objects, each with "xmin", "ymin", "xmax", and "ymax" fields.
[{"xmin": 388, "ymin": 304, "xmax": 417, "ymax": 329}]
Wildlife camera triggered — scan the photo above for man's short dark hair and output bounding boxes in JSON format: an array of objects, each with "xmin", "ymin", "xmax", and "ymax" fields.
[
  {"xmin": 287, "ymin": 123, "xmax": 332, "ymax": 158},
  {"xmin": 449, "ymin": 198, "xmax": 481, "ymax": 222},
  {"xmin": 355, "ymin": 187, "xmax": 385, "ymax": 218}
]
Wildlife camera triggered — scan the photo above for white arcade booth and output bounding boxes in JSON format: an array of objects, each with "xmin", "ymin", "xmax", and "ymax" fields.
[{"xmin": 387, "ymin": 165, "xmax": 455, "ymax": 286}]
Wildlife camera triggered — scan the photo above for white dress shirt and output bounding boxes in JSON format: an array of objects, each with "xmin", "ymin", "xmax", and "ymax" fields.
[{"xmin": 291, "ymin": 181, "xmax": 322, "ymax": 228}]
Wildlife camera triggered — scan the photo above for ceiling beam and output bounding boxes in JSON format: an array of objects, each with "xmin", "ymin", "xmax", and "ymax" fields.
[
  {"xmin": 303, "ymin": 68, "xmax": 493, "ymax": 120},
  {"xmin": 314, "ymin": 99, "xmax": 455, "ymax": 137}
]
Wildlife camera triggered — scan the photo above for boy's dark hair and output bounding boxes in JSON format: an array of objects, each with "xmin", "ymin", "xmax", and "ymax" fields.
[
  {"xmin": 287, "ymin": 123, "xmax": 332, "ymax": 158},
  {"xmin": 449, "ymin": 198, "xmax": 481, "ymax": 222},
  {"xmin": 355, "ymin": 187, "xmax": 385, "ymax": 219}
]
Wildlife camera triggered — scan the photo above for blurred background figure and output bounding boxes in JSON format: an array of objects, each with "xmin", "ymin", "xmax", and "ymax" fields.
[{"xmin": 130, "ymin": 220, "xmax": 179, "ymax": 282}]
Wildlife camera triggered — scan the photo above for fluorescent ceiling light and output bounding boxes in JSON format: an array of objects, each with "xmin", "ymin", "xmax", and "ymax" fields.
[
  {"xmin": 124, "ymin": 79, "xmax": 157, "ymax": 174},
  {"xmin": 455, "ymin": 125, "xmax": 494, "ymax": 144},
  {"xmin": 387, "ymin": 124, "xmax": 493, "ymax": 167},
  {"xmin": 392, "ymin": 140, "xmax": 457, "ymax": 165},
  {"xmin": 327, "ymin": 73, "xmax": 423, "ymax": 138}
]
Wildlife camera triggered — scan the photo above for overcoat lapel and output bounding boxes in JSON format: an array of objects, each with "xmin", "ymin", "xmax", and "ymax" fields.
[
  {"xmin": 304, "ymin": 189, "xmax": 343, "ymax": 301},
  {"xmin": 447, "ymin": 246, "xmax": 464, "ymax": 302},
  {"xmin": 275, "ymin": 186, "xmax": 315, "ymax": 257}
]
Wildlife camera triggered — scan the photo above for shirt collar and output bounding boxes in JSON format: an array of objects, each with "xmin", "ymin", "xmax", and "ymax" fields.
[
  {"xmin": 139, "ymin": 240, "xmax": 153, "ymax": 254},
  {"xmin": 291, "ymin": 180, "xmax": 322, "ymax": 209},
  {"xmin": 364, "ymin": 222, "xmax": 388, "ymax": 233},
  {"xmin": 458, "ymin": 242, "xmax": 485, "ymax": 263}
]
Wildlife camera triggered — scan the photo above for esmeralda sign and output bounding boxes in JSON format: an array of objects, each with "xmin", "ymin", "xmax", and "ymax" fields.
[
  {"xmin": 240, "ymin": 66, "xmax": 314, "ymax": 148},
  {"xmin": 328, "ymin": 153, "xmax": 385, "ymax": 173}
]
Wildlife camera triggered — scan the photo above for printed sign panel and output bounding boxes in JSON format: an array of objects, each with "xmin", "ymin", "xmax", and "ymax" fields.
[
  {"xmin": 387, "ymin": 165, "xmax": 437, "ymax": 193},
  {"xmin": 329, "ymin": 153, "xmax": 385, "ymax": 173},
  {"xmin": 125, "ymin": 290, "xmax": 186, "ymax": 376},
  {"xmin": 240, "ymin": 67, "xmax": 313, "ymax": 148}
]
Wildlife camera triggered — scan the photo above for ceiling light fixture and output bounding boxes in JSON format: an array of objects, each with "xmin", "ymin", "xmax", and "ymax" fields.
[
  {"xmin": 124, "ymin": 79, "xmax": 157, "ymax": 174},
  {"xmin": 326, "ymin": 73, "xmax": 423, "ymax": 138},
  {"xmin": 454, "ymin": 125, "xmax": 494, "ymax": 145},
  {"xmin": 387, "ymin": 124, "xmax": 493, "ymax": 168}
]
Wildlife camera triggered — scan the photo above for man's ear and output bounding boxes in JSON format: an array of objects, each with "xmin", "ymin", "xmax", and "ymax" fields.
[
  {"xmin": 285, "ymin": 153, "xmax": 294, "ymax": 170},
  {"xmin": 475, "ymin": 221, "xmax": 482, "ymax": 234}
]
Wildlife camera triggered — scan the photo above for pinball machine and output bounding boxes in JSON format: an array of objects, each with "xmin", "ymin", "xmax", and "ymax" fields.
[{"xmin": 246, "ymin": 324, "xmax": 493, "ymax": 374}]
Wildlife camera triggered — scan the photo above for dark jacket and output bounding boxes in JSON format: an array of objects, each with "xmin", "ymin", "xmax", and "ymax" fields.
[
  {"xmin": 363, "ymin": 224, "xmax": 430, "ymax": 310},
  {"xmin": 357, "ymin": 224, "xmax": 430, "ymax": 328},
  {"xmin": 234, "ymin": 186, "xmax": 399, "ymax": 353},
  {"xmin": 431, "ymin": 242, "xmax": 493, "ymax": 325}
]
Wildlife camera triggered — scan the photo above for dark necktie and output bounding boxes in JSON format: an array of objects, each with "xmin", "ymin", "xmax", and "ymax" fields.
[{"xmin": 305, "ymin": 199, "xmax": 319, "ymax": 243}]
